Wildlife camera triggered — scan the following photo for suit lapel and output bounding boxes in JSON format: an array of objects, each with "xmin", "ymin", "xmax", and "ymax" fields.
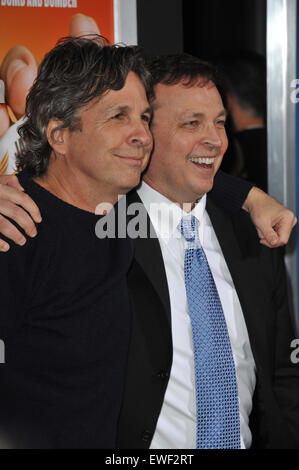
[
  {"xmin": 206, "ymin": 197, "xmax": 273, "ymax": 374},
  {"xmin": 126, "ymin": 191, "xmax": 273, "ymax": 372},
  {"xmin": 127, "ymin": 190, "xmax": 172, "ymax": 325}
]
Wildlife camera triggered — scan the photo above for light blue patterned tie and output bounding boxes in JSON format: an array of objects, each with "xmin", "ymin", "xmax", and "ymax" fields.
[{"xmin": 179, "ymin": 215, "xmax": 240, "ymax": 449}]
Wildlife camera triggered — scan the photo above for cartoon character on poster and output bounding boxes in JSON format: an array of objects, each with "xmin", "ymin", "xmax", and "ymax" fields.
[{"xmin": 0, "ymin": 4, "xmax": 112, "ymax": 174}]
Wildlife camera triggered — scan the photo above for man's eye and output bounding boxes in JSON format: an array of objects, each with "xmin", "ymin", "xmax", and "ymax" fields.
[
  {"xmin": 142, "ymin": 114, "xmax": 151, "ymax": 123},
  {"xmin": 112, "ymin": 113, "xmax": 124, "ymax": 120},
  {"xmin": 184, "ymin": 121, "xmax": 198, "ymax": 127},
  {"xmin": 216, "ymin": 120, "xmax": 226, "ymax": 127}
]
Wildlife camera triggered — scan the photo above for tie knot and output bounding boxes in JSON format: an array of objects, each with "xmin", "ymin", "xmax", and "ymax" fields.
[{"xmin": 179, "ymin": 215, "xmax": 199, "ymax": 243}]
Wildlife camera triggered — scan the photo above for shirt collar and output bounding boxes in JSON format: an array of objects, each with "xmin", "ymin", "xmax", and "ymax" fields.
[{"xmin": 137, "ymin": 181, "xmax": 207, "ymax": 242}]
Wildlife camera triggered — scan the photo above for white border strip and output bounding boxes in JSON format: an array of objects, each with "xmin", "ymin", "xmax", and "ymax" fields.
[
  {"xmin": 113, "ymin": 0, "xmax": 138, "ymax": 45},
  {"xmin": 267, "ymin": 0, "xmax": 297, "ymax": 322}
]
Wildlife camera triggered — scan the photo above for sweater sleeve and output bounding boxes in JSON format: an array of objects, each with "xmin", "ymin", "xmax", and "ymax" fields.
[
  {"xmin": 0, "ymin": 242, "xmax": 29, "ymax": 340},
  {"xmin": 0, "ymin": 227, "xmax": 46, "ymax": 340},
  {"xmin": 210, "ymin": 170, "xmax": 254, "ymax": 215}
]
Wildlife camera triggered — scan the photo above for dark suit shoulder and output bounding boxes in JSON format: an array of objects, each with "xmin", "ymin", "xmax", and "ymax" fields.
[
  {"xmin": 207, "ymin": 196, "xmax": 258, "ymax": 250},
  {"xmin": 206, "ymin": 195, "xmax": 285, "ymax": 300},
  {"xmin": 231, "ymin": 204, "xmax": 284, "ymax": 277}
]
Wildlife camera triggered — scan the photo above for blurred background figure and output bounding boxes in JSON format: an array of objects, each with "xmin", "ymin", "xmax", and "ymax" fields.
[{"xmin": 218, "ymin": 51, "xmax": 267, "ymax": 192}]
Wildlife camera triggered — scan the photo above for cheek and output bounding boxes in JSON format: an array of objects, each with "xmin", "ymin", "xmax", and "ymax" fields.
[
  {"xmin": 165, "ymin": 134, "xmax": 190, "ymax": 163},
  {"xmin": 103, "ymin": 128, "xmax": 129, "ymax": 151},
  {"xmin": 152, "ymin": 122, "xmax": 175, "ymax": 148},
  {"xmin": 67, "ymin": 133, "xmax": 96, "ymax": 164}
]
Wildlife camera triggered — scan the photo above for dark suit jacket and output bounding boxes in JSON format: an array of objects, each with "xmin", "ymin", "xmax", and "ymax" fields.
[{"xmin": 116, "ymin": 191, "xmax": 299, "ymax": 449}]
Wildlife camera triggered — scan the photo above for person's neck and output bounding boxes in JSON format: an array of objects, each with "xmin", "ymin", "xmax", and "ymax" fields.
[
  {"xmin": 35, "ymin": 159, "xmax": 120, "ymax": 214},
  {"xmin": 142, "ymin": 174, "xmax": 200, "ymax": 212}
]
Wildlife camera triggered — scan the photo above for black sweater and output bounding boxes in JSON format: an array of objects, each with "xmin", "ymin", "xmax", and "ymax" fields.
[{"xmin": 0, "ymin": 171, "xmax": 133, "ymax": 448}]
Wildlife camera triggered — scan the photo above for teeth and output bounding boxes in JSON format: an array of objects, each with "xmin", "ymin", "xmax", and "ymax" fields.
[{"xmin": 190, "ymin": 157, "xmax": 216, "ymax": 164}]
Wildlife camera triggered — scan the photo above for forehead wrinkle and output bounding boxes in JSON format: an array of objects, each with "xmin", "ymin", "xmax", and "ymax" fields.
[
  {"xmin": 106, "ymin": 104, "xmax": 152, "ymax": 114},
  {"xmin": 180, "ymin": 111, "xmax": 204, "ymax": 120},
  {"xmin": 107, "ymin": 104, "xmax": 129, "ymax": 114}
]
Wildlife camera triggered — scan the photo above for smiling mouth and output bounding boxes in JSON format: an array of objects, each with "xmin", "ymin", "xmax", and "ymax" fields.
[
  {"xmin": 189, "ymin": 156, "xmax": 216, "ymax": 169},
  {"xmin": 114, "ymin": 154, "xmax": 144, "ymax": 167}
]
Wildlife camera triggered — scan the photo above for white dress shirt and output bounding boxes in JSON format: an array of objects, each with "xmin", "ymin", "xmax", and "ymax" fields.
[{"xmin": 137, "ymin": 181, "xmax": 256, "ymax": 449}]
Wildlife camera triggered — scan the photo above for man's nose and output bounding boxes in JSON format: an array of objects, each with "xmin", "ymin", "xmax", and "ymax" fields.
[
  {"xmin": 128, "ymin": 122, "xmax": 152, "ymax": 147},
  {"xmin": 202, "ymin": 124, "xmax": 222, "ymax": 147}
]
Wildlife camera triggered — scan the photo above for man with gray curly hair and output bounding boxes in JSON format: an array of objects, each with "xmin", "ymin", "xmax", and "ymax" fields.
[{"xmin": 0, "ymin": 35, "xmax": 153, "ymax": 448}]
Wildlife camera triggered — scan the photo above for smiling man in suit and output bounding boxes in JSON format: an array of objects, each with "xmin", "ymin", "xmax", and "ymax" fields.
[{"xmin": 117, "ymin": 54, "xmax": 299, "ymax": 449}]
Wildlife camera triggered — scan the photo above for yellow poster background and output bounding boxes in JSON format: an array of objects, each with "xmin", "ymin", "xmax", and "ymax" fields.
[
  {"xmin": 0, "ymin": 0, "xmax": 114, "ymax": 64},
  {"xmin": 0, "ymin": 0, "xmax": 114, "ymax": 174}
]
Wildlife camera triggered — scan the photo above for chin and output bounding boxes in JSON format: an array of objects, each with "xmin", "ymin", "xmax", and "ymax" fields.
[
  {"xmin": 129, "ymin": 171, "xmax": 143, "ymax": 187},
  {"xmin": 192, "ymin": 182, "xmax": 214, "ymax": 198},
  {"xmin": 119, "ymin": 176, "xmax": 141, "ymax": 194}
]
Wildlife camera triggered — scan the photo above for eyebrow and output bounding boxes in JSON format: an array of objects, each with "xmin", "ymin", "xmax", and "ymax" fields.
[
  {"xmin": 179, "ymin": 108, "xmax": 228, "ymax": 120},
  {"xmin": 217, "ymin": 109, "xmax": 228, "ymax": 118},
  {"xmin": 106, "ymin": 105, "xmax": 130, "ymax": 116},
  {"xmin": 107, "ymin": 105, "xmax": 153, "ymax": 117}
]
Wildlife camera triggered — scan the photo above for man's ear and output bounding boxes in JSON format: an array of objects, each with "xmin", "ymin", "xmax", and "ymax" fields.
[{"xmin": 46, "ymin": 119, "xmax": 68, "ymax": 156}]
